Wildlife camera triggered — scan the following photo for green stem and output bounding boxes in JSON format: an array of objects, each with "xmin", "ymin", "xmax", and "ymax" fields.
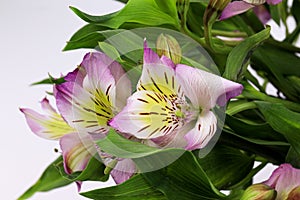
[
  {"xmin": 222, "ymin": 39, "xmax": 241, "ymax": 47},
  {"xmin": 211, "ymin": 29, "xmax": 248, "ymax": 38}
]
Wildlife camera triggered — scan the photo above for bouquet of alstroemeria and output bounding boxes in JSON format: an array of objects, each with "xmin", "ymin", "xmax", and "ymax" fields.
[{"xmin": 19, "ymin": 0, "xmax": 300, "ymax": 199}]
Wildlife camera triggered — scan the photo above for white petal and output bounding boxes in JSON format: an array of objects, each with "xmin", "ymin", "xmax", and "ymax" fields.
[{"xmin": 184, "ymin": 111, "xmax": 217, "ymax": 150}]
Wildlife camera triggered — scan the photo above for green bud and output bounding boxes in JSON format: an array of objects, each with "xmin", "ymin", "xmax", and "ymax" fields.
[
  {"xmin": 156, "ymin": 34, "xmax": 182, "ymax": 64},
  {"xmin": 241, "ymin": 184, "xmax": 277, "ymax": 200},
  {"xmin": 287, "ymin": 186, "xmax": 300, "ymax": 200}
]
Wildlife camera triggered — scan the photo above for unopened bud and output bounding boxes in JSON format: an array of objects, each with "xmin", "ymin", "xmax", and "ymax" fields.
[
  {"xmin": 156, "ymin": 34, "xmax": 182, "ymax": 64},
  {"xmin": 287, "ymin": 185, "xmax": 300, "ymax": 200},
  {"xmin": 241, "ymin": 184, "xmax": 277, "ymax": 200},
  {"xmin": 204, "ymin": 0, "xmax": 231, "ymax": 25}
]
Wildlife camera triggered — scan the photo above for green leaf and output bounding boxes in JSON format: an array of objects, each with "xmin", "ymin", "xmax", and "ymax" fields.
[
  {"xmin": 64, "ymin": 30, "xmax": 123, "ymax": 51},
  {"xmin": 71, "ymin": 0, "xmax": 179, "ymax": 29},
  {"xmin": 291, "ymin": 0, "xmax": 300, "ymax": 23},
  {"xmin": 98, "ymin": 42, "xmax": 124, "ymax": 62},
  {"xmin": 286, "ymin": 147, "xmax": 300, "ymax": 168},
  {"xmin": 141, "ymin": 151, "xmax": 224, "ymax": 200},
  {"xmin": 251, "ymin": 44, "xmax": 300, "ymax": 101},
  {"xmin": 223, "ymin": 26, "xmax": 270, "ymax": 81},
  {"xmin": 70, "ymin": 6, "xmax": 119, "ymax": 23},
  {"xmin": 81, "ymin": 175, "xmax": 166, "ymax": 200},
  {"xmin": 18, "ymin": 157, "xmax": 73, "ymax": 200},
  {"xmin": 57, "ymin": 155, "xmax": 109, "ymax": 182},
  {"xmin": 256, "ymin": 102, "xmax": 300, "ymax": 156},
  {"xmin": 19, "ymin": 156, "xmax": 108, "ymax": 200},
  {"xmin": 97, "ymin": 129, "xmax": 184, "ymax": 159},
  {"xmin": 153, "ymin": 0, "xmax": 178, "ymax": 19},
  {"xmin": 114, "ymin": 0, "xmax": 129, "ymax": 3},
  {"xmin": 97, "ymin": 130, "xmax": 186, "ymax": 172},
  {"xmin": 196, "ymin": 145, "xmax": 255, "ymax": 189},
  {"xmin": 225, "ymin": 115, "xmax": 287, "ymax": 145},
  {"xmin": 31, "ymin": 74, "xmax": 65, "ymax": 85},
  {"xmin": 270, "ymin": 5, "xmax": 281, "ymax": 25},
  {"xmin": 66, "ymin": 24, "xmax": 111, "ymax": 42}
]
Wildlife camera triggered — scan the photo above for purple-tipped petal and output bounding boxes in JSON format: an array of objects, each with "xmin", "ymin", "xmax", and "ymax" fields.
[
  {"xmin": 64, "ymin": 67, "xmax": 86, "ymax": 85},
  {"xmin": 219, "ymin": 1, "xmax": 255, "ymax": 20},
  {"xmin": 216, "ymin": 78, "xmax": 244, "ymax": 106},
  {"xmin": 20, "ymin": 98, "xmax": 75, "ymax": 140},
  {"xmin": 184, "ymin": 111, "xmax": 217, "ymax": 150},
  {"xmin": 253, "ymin": 5, "xmax": 271, "ymax": 24},
  {"xmin": 176, "ymin": 64, "xmax": 243, "ymax": 108},
  {"xmin": 110, "ymin": 159, "xmax": 136, "ymax": 184},
  {"xmin": 40, "ymin": 97, "xmax": 57, "ymax": 115},
  {"xmin": 264, "ymin": 163, "xmax": 300, "ymax": 200},
  {"xmin": 60, "ymin": 133, "xmax": 95, "ymax": 174}
]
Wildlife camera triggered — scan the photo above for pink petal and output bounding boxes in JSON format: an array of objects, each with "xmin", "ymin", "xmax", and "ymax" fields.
[
  {"xmin": 264, "ymin": 163, "xmax": 300, "ymax": 200},
  {"xmin": 110, "ymin": 159, "xmax": 136, "ymax": 184},
  {"xmin": 176, "ymin": 64, "xmax": 243, "ymax": 108},
  {"xmin": 184, "ymin": 111, "xmax": 217, "ymax": 150},
  {"xmin": 253, "ymin": 5, "xmax": 271, "ymax": 24},
  {"xmin": 219, "ymin": 1, "xmax": 255, "ymax": 21},
  {"xmin": 20, "ymin": 98, "xmax": 74, "ymax": 140},
  {"xmin": 60, "ymin": 133, "xmax": 96, "ymax": 174},
  {"xmin": 55, "ymin": 82, "xmax": 110, "ymax": 135}
]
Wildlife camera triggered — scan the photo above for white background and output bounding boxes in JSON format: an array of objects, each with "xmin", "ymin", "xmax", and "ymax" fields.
[{"xmin": 0, "ymin": 0, "xmax": 291, "ymax": 199}]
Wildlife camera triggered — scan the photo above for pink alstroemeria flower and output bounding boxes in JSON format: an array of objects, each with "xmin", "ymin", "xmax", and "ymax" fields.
[
  {"xmin": 110, "ymin": 41, "xmax": 243, "ymax": 150},
  {"xmin": 264, "ymin": 163, "xmax": 300, "ymax": 199},
  {"xmin": 220, "ymin": 0, "xmax": 282, "ymax": 24},
  {"xmin": 54, "ymin": 52, "xmax": 136, "ymax": 184},
  {"xmin": 20, "ymin": 98, "xmax": 95, "ymax": 190}
]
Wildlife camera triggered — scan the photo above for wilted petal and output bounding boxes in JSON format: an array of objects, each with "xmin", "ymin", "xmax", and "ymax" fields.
[
  {"xmin": 253, "ymin": 5, "xmax": 271, "ymax": 24},
  {"xmin": 184, "ymin": 111, "xmax": 217, "ymax": 150},
  {"xmin": 176, "ymin": 64, "xmax": 243, "ymax": 108},
  {"xmin": 60, "ymin": 132, "xmax": 96, "ymax": 174},
  {"xmin": 110, "ymin": 90, "xmax": 183, "ymax": 139},
  {"xmin": 264, "ymin": 163, "xmax": 300, "ymax": 200},
  {"xmin": 20, "ymin": 98, "xmax": 75, "ymax": 140},
  {"xmin": 219, "ymin": 1, "xmax": 255, "ymax": 20},
  {"xmin": 111, "ymin": 159, "xmax": 136, "ymax": 184}
]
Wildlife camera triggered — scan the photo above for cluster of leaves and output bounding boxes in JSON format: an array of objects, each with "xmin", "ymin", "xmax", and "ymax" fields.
[{"xmin": 20, "ymin": 0, "xmax": 300, "ymax": 199}]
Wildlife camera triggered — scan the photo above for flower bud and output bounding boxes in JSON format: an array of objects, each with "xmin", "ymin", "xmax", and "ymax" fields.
[
  {"xmin": 287, "ymin": 186, "xmax": 300, "ymax": 200},
  {"xmin": 156, "ymin": 34, "xmax": 182, "ymax": 64},
  {"xmin": 241, "ymin": 184, "xmax": 277, "ymax": 200},
  {"xmin": 204, "ymin": 0, "xmax": 231, "ymax": 25}
]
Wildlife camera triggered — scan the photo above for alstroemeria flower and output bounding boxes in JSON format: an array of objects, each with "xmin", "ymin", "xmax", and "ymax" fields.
[
  {"xmin": 20, "ymin": 98, "xmax": 95, "ymax": 190},
  {"xmin": 264, "ymin": 163, "xmax": 300, "ymax": 200},
  {"xmin": 54, "ymin": 52, "xmax": 136, "ymax": 184},
  {"xmin": 110, "ymin": 41, "xmax": 243, "ymax": 150},
  {"xmin": 220, "ymin": 0, "xmax": 282, "ymax": 24}
]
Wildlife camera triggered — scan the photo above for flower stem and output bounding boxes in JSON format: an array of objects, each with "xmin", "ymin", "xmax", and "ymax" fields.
[{"xmin": 211, "ymin": 29, "xmax": 248, "ymax": 37}]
